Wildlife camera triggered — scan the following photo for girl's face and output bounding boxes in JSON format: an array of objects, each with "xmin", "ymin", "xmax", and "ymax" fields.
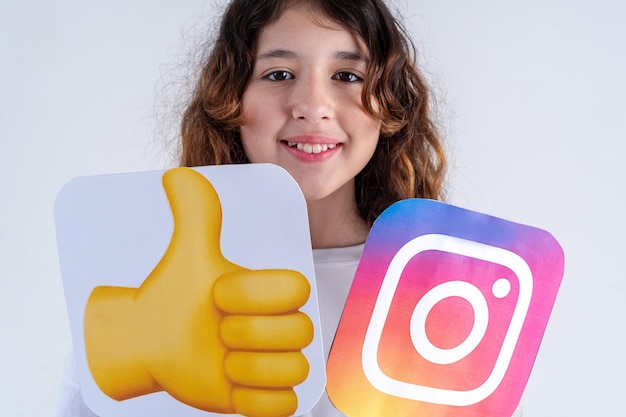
[{"xmin": 240, "ymin": 6, "xmax": 381, "ymax": 205}]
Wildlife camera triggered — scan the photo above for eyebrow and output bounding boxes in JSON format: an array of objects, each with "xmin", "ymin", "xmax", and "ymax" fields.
[
  {"xmin": 334, "ymin": 51, "xmax": 369, "ymax": 62},
  {"xmin": 257, "ymin": 49, "xmax": 297, "ymax": 60},
  {"xmin": 257, "ymin": 49, "xmax": 369, "ymax": 63}
]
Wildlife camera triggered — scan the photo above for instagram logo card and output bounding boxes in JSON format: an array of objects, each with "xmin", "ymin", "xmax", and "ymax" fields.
[{"xmin": 326, "ymin": 199, "xmax": 564, "ymax": 417}]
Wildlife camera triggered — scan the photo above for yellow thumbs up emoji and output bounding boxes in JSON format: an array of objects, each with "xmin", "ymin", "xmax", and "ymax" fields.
[{"xmin": 84, "ymin": 167, "xmax": 314, "ymax": 417}]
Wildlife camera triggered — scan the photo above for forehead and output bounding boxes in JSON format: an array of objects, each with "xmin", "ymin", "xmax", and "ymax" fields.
[{"xmin": 255, "ymin": 5, "xmax": 369, "ymax": 57}]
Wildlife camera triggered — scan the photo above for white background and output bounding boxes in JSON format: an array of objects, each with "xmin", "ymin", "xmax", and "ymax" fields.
[{"xmin": 1, "ymin": 0, "xmax": 624, "ymax": 416}]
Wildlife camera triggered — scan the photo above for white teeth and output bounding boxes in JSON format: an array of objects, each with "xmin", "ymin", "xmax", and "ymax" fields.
[{"xmin": 287, "ymin": 142, "xmax": 337, "ymax": 154}]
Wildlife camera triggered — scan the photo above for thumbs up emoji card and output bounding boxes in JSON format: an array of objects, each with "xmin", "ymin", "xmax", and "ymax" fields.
[{"xmin": 54, "ymin": 165, "xmax": 326, "ymax": 417}]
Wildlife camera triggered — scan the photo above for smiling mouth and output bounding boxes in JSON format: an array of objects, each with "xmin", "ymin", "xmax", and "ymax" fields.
[{"xmin": 286, "ymin": 141, "xmax": 338, "ymax": 154}]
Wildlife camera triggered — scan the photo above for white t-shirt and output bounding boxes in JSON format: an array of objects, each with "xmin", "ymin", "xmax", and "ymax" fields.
[{"xmin": 57, "ymin": 244, "xmax": 363, "ymax": 417}]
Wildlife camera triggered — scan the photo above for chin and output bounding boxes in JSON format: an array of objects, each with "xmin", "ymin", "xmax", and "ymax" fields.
[
  {"xmin": 301, "ymin": 190, "xmax": 332, "ymax": 204},
  {"xmin": 301, "ymin": 187, "xmax": 351, "ymax": 208}
]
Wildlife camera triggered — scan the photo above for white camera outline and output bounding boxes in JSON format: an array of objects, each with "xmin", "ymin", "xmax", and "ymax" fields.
[{"xmin": 361, "ymin": 233, "xmax": 533, "ymax": 406}]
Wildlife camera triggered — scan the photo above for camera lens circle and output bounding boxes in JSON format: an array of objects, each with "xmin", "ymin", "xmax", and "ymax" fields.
[
  {"xmin": 410, "ymin": 281, "xmax": 488, "ymax": 365},
  {"xmin": 492, "ymin": 278, "xmax": 511, "ymax": 299}
]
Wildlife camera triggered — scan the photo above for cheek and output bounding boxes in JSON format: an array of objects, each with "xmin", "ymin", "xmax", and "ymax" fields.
[
  {"xmin": 239, "ymin": 93, "xmax": 264, "ymax": 156},
  {"xmin": 240, "ymin": 94, "xmax": 258, "ymax": 132},
  {"xmin": 239, "ymin": 126, "xmax": 267, "ymax": 164},
  {"xmin": 239, "ymin": 128, "xmax": 253, "ymax": 160},
  {"xmin": 360, "ymin": 116, "xmax": 383, "ymax": 152},
  {"xmin": 362, "ymin": 120, "xmax": 382, "ymax": 166},
  {"xmin": 349, "ymin": 95, "xmax": 382, "ymax": 145},
  {"xmin": 240, "ymin": 89, "xmax": 284, "ymax": 132}
]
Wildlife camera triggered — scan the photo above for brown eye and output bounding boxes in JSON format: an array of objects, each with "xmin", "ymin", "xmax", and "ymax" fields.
[
  {"xmin": 333, "ymin": 71, "xmax": 362, "ymax": 82},
  {"xmin": 265, "ymin": 71, "xmax": 294, "ymax": 81}
]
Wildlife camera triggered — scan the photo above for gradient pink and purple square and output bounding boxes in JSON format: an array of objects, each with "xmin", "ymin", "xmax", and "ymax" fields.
[{"xmin": 327, "ymin": 199, "xmax": 564, "ymax": 417}]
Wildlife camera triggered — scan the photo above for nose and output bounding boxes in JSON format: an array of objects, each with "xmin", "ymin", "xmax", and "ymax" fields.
[{"xmin": 289, "ymin": 74, "xmax": 335, "ymax": 122}]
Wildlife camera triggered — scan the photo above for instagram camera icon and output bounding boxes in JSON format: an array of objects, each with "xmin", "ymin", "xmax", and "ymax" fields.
[{"xmin": 327, "ymin": 199, "xmax": 564, "ymax": 417}]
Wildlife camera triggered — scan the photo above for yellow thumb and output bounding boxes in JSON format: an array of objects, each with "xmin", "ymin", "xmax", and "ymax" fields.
[{"xmin": 162, "ymin": 167, "xmax": 223, "ymax": 259}]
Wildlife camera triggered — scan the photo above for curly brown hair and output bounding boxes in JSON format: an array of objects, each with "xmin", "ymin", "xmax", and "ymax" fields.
[{"xmin": 180, "ymin": 0, "xmax": 446, "ymax": 225}]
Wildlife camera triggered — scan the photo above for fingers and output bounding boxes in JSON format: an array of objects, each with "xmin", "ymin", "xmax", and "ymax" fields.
[
  {"xmin": 220, "ymin": 313, "xmax": 313, "ymax": 350},
  {"xmin": 214, "ymin": 269, "xmax": 311, "ymax": 315},
  {"xmin": 225, "ymin": 352, "xmax": 309, "ymax": 387},
  {"xmin": 232, "ymin": 387, "xmax": 297, "ymax": 417},
  {"xmin": 161, "ymin": 167, "xmax": 223, "ymax": 255},
  {"xmin": 215, "ymin": 269, "xmax": 313, "ymax": 416}
]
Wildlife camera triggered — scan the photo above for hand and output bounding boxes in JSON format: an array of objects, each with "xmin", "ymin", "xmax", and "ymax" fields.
[{"xmin": 84, "ymin": 167, "xmax": 313, "ymax": 417}]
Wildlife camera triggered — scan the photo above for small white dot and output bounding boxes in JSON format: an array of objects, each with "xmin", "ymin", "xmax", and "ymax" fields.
[{"xmin": 492, "ymin": 278, "xmax": 511, "ymax": 298}]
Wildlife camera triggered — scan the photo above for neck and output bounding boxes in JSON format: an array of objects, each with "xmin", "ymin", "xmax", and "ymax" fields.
[{"xmin": 306, "ymin": 187, "xmax": 370, "ymax": 249}]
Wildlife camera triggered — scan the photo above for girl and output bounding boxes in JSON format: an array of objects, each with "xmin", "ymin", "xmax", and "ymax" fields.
[{"xmin": 58, "ymin": 0, "xmax": 445, "ymax": 415}]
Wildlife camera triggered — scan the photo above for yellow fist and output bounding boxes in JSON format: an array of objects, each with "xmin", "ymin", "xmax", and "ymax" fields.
[{"xmin": 84, "ymin": 167, "xmax": 313, "ymax": 417}]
